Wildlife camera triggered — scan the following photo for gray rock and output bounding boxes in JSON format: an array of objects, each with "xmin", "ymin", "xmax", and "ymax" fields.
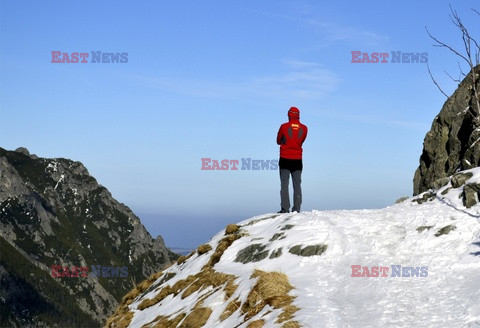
[
  {"xmin": 462, "ymin": 183, "xmax": 480, "ymax": 208},
  {"xmin": 244, "ymin": 214, "xmax": 279, "ymax": 226},
  {"xmin": 289, "ymin": 244, "xmax": 328, "ymax": 257},
  {"xmin": 412, "ymin": 191, "xmax": 436, "ymax": 204},
  {"xmin": 395, "ymin": 197, "xmax": 409, "ymax": 204},
  {"xmin": 0, "ymin": 157, "xmax": 29, "ymax": 201},
  {"xmin": 269, "ymin": 232, "xmax": 285, "ymax": 242},
  {"xmin": 441, "ymin": 187, "xmax": 452, "ymax": 195},
  {"xmin": 413, "ymin": 65, "xmax": 480, "ymax": 195},
  {"xmin": 269, "ymin": 248, "xmax": 283, "ymax": 259},
  {"xmin": 281, "ymin": 224, "xmax": 294, "ymax": 231},
  {"xmin": 234, "ymin": 244, "xmax": 269, "ymax": 263},
  {"xmin": 451, "ymin": 172, "xmax": 473, "ymax": 188},
  {"xmin": 434, "ymin": 225, "xmax": 456, "ymax": 237},
  {"xmin": 433, "ymin": 177, "xmax": 451, "ymax": 190},
  {"xmin": 416, "ymin": 225, "xmax": 433, "ymax": 233},
  {"xmin": 14, "ymin": 147, "xmax": 30, "ymax": 156}
]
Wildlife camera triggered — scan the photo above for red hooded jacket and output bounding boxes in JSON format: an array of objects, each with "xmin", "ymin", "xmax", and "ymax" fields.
[{"xmin": 276, "ymin": 107, "xmax": 308, "ymax": 159}]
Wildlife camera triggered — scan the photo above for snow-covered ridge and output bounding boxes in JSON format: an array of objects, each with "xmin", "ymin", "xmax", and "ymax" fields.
[{"xmin": 107, "ymin": 169, "xmax": 480, "ymax": 328}]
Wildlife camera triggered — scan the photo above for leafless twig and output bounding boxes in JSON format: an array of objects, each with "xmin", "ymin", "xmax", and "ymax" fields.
[
  {"xmin": 427, "ymin": 63, "xmax": 449, "ymax": 98},
  {"xmin": 426, "ymin": 6, "xmax": 480, "ymax": 122}
]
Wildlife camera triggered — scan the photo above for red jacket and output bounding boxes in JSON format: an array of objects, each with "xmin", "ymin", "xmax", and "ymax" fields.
[{"xmin": 277, "ymin": 118, "xmax": 308, "ymax": 159}]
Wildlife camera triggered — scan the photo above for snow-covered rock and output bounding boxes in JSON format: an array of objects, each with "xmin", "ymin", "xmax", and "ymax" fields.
[{"xmin": 107, "ymin": 169, "xmax": 480, "ymax": 328}]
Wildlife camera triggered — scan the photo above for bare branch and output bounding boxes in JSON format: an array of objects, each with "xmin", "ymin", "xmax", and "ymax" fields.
[
  {"xmin": 457, "ymin": 62, "xmax": 466, "ymax": 77},
  {"xmin": 427, "ymin": 63, "xmax": 449, "ymax": 98},
  {"xmin": 426, "ymin": 6, "xmax": 480, "ymax": 124},
  {"xmin": 469, "ymin": 32, "xmax": 480, "ymax": 51},
  {"xmin": 425, "ymin": 27, "xmax": 471, "ymax": 65},
  {"xmin": 444, "ymin": 70, "xmax": 461, "ymax": 83}
]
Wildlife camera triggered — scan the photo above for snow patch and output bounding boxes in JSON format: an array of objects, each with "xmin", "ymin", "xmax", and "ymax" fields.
[
  {"xmin": 123, "ymin": 170, "xmax": 480, "ymax": 327},
  {"xmin": 54, "ymin": 174, "xmax": 64, "ymax": 190}
]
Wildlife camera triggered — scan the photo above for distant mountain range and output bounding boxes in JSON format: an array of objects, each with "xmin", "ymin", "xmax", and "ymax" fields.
[{"xmin": 0, "ymin": 147, "xmax": 178, "ymax": 327}]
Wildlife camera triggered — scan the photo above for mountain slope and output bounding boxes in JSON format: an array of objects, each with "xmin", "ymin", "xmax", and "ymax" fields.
[
  {"xmin": 107, "ymin": 168, "xmax": 480, "ymax": 328},
  {"xmin": 0, "ymin": 147, "xmax": 178, "ymax": 327}
]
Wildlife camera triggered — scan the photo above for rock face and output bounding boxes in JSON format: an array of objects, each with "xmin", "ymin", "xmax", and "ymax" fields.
[
  {"xmin": 0, "ymin": 147, "xmax": 178, "ymax": 327},
  {"xmin": 413, "ymin": 65, "xmax": 480, "ymax": 195}
]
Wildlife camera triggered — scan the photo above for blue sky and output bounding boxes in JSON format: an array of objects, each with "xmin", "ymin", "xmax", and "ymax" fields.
[{"xmin": 1, "ymin": 1, "xmax": 479, "ymax": 248}]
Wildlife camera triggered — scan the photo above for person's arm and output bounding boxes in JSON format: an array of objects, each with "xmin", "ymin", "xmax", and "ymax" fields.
[
  {"xmin": 277, "ymin": 125, "xmax": 284, "ymax": 145},
  {"xmin": 301, "ymin": 125, "xmax": 308, "ymax": 144}
]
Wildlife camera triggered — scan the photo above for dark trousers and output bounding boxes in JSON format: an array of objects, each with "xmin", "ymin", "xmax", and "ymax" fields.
[{"xmin": 279, "ymin": 157, "xmax": 303, "ymax": 212}]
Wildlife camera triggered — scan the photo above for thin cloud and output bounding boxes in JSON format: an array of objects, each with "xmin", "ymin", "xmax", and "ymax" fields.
[
  {"xmin": 134, "ymin": 75, "xmax": 239, "ymax": 99},
  {"xmin": 317, "ymin": 21, "xmax": 389, "ymax": 44},
  {"xmin": 251, "ymin": 8, "xmax": 389, "ymax": 45},
  {"xmin": 282, "ymin": 60, "xmax": 322, "ymax": 68},
  {"xmin": 134, "ymin": 61, "xmax": 340, "ymax": 101},
  {"xmin": 251, "ymin": 63, "xmax": 341, "ymax": 99},
  {"xmin": 317, "ymin": 110, "xmax": 428, "ymax": 131}
]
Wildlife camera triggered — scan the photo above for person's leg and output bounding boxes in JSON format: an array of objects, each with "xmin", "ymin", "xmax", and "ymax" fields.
[
  {"xmin": 291, "ymin": 170, "xmax": 302, "ymax": 212},
  {"xmin": 279, "ymin": 169, "xmax": 290, "ymax": 212}
]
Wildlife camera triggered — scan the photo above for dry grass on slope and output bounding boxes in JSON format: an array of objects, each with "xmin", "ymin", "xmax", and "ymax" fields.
[
  {"xmin": 240, "ymin": 270, "xmax": 300, "ymax": 327},
  {"xmin": 105, "ymin": 223, "xmax": 300, "ymax": 328},
  {"xmin": 105, "ymin": 270, "xmax": 164, "ymax": 328}
]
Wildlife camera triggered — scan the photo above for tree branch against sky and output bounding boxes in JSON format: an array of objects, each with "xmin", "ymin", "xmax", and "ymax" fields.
[{"xmin": 426, "ymin": 6, "xmax": 480, "ymax": 120}]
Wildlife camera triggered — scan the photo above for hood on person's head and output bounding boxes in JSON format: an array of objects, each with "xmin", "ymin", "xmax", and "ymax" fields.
[{"xmin": 288, "ymin": 106, "xmax": 300, "ymax": 119}]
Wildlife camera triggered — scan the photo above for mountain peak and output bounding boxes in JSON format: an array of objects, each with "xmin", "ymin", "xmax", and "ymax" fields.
[{"xmin": 0, "ymin": 147, "xmax": 178, "ymax": 326}]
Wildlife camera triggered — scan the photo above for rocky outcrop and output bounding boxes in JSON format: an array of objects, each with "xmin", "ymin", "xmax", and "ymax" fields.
[
  {"xmin": 0, "ymin": 147, "xmax": 178, "ymax": 327},
  {"xmin": 412, "ymin": 168, "xmax": 480, "ymax": 208},
  {"xmin": 413, "ymin": 65, "xmax": 480, "ymax": 195}
]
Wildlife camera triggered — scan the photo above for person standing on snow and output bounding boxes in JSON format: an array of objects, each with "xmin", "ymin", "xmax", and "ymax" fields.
[{"xmin": 276, "ymin": 107, "xmax": 308, "ymax": 213}]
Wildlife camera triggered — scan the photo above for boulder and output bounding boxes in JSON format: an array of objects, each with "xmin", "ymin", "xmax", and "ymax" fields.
[
  {"xmin": 289, "ymin": 244, "xmax": 328, "ymax": 257},
  {"xmin": 451, "ymin": 172, "xmax": 473, "ymax": 188},
  {"xmin": 14, "ymin": 147, "xmax": 30, "ymax": 156},
  {"xmin": 413, "ymin": 65, "xmax": 480, "ymax": 195},
  {"xmin": 463, "ymin": 183, "xmax": 480, "ymax": 208},
  {"xmin": 235, "ymin": 244, "xmax": 269, "ymax": 263}
]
